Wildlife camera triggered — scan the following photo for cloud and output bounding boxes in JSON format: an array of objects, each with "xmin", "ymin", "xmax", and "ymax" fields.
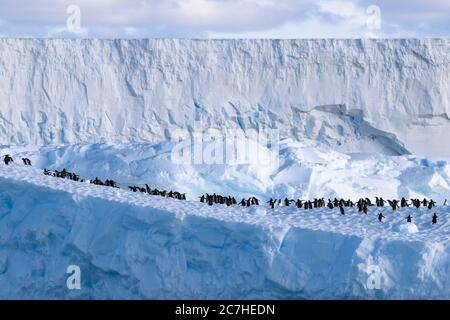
[{"xmin": 0, "ymin": 0, "xmax": 448, "ymax": 38}]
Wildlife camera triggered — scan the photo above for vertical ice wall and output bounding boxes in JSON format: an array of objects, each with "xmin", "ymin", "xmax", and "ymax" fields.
[{"xmin": 0, "ymin": 39, "xmax": 448, "ymax": 155}]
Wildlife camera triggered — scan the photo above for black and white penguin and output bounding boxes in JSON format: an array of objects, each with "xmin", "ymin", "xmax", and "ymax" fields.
[
  {"xmin": 428, "ymin": 200, "xmax": 436, "ymax": 210},
  {"xmin": 327, "ymin": 200, "xmax": 334, "ymax": 210},
  {"xmin": 406, "ymin": 215, "xmax": 412, "ymax": 223},
  {"xmin": 3, "ymin": 154, "xmax": 13, "ymax": 165},
  {"xmin": 401, "ymin": 197, "xmax": 409, "ymax": 208},
  {"xmin": 378, "ymin": 213, "xmax": 385, "ymax": 222},
  {"xmin": 432, "ymin": 213, "xmax": 438, "ymax": 225}
]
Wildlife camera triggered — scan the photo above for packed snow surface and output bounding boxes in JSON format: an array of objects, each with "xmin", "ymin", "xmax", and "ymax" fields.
[
  {"xmin": 0, "ymin": 142, "xmax": 449, "ymax": 299},
  {"xmin": 0, "ymin": 39, "xmax": 449, "ymax": 156},
  {"xmin": 2, "ymin": 138, "xmax": 450, "ymax": 202}
]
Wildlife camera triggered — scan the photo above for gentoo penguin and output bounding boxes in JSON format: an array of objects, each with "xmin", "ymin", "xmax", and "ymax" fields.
[
  {"xmin": 432, "ymin": 213, "xmax": 438, "ymax": 225},
  {"xmin": 339, "ymin": 205, "xmax": 345, "ymax": 215},
  {"xmin": 378, "ymin": 213, "xmax": 385, "ymax": 222},
  {"xmin": 406, "ymin": 215, "xmax": 412, "ymax": 223},
  {"xmin": 444, "ymin": 199, "xmax": 448, "ymax": 206},
  {"xmin": 268, "ymin": 199, "xmax": 275, "ymax": 209}
]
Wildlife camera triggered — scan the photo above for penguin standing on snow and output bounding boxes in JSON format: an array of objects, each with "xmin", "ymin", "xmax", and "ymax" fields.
[
  {"xmin": 401, "ymin": 197, "xmax": 409, "ymax": 208},
  {"xmin": 406, "ymin": 215, "xmax": 412, "ymax": 223},
  {"xmin": 268, "ymin": 198, "xmax": 275, "ymax": 209},
  {"xmin": 432, "ymin": 213, "xmax": 438, "ymax": 225},
  {"xmin": 284, "ymin": 198, "xmax": 291, "ymax": 207},
  {"xmin": 378, "ymin": 213, "xmax": 385, "ymax": 222},
  {"xmin": 363, "ymin": 203, "xmax": 368, "ymax": 214},
  {"xmin": 3, "ymin": 154, "xmax": 13, "ymax": 165},
  {"xmin": 22, "ymin": 158, "xmax": 32, "ymax": 166},
  {"xmin": 327, "ymin": 200, "xmax": 334, "ymax": 210},
  {"xmin": 339, "ymin": 205, "xmax": 345, "ymax": 215},
  {"xmin": 428, "ymin": 200, "xmax": 436, "ymax": 210}
]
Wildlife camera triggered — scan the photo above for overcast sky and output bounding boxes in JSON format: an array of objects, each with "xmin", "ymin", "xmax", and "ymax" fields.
[{"xmin": 0, "ymin": 0, "xmax": 448, "ymax": 38}]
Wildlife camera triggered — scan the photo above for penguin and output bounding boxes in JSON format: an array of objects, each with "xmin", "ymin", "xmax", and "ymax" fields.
[
  {"xmin": 401, "ymin": 197, "xmax": 409, "ymax": 208},
  {"xmin": 284, "ymin": 198, "xmax": 291, "ymax": 207},
  {"xmin": 406, "ymin": 215, "xmax": 412, "ymax": 223},
  {"xmin": 363, "ymin": 203, "xmax": 368, "ymax": 215},
  {"xmin": 327, "ymin": 200, "xmax": 334, "ymax": 210},
  {"xmin": 268, "ymin": 198, "xmax": 275, "ymax": 209},
  {"xmin": 388, "ymin": 200, "xmax": 398, "ymax": 211},
  {"xmin": 22, "ymin": 158, "xmax": 31, "ymax": 166},
  {"xmin": 432, "ymin": 213, "xmax": 438, "ymax": 225},
  {"xmin": 444, "ymin": 199, "xmax": 448, "ymax": 206},
  {"xmin": 296, "ymin": 199, "xmax": 303, "ymax": 209},
  {"xmin": 333, "ymin": 198, "xmax": 339, "ymax": 208},
  {"xmin": 240, "ymin": 199, "xmax": 247, "ymax": 206},
  {"xmin": 339, "ymin": 205, "xmax": 345, "ymax": 215},
  {"xmin": 428, "ymin": 200, "xmax": 436, "ymax": 210},
  {"xmin": 3, "ymin": 154, "xmax": 13, "ymax": 165},
  {"xmin": 378, "ymin": 213, "xmax": 385, "ymax": 222},
  {"xmin": 43, "ymin": 168, "xmax": 50, "ymax": 175}
]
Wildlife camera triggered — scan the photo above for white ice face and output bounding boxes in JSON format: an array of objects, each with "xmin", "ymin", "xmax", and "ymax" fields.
[{"xmin": 0, "ymin": 39, "xmax": 449, "ymax": 156}]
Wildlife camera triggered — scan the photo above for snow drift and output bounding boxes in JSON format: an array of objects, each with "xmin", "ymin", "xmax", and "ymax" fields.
[
  {"xmin": 0, "ymin": 39, "xmax": 449, "ymax": 156},
  {"xmin": 0, "ymin": 155, "xmax": 449, "ymax": 299},
  {"xmin": 2, "ymin": 139, "xmax": 450, "ymax": 203}
]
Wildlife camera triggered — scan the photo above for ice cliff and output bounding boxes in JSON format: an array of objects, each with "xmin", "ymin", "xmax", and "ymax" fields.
[
  {"xmin": 0, "ymin": 163, "xmax": 449, "ymax": 299},
  {"xmin": 0, "ymin": 39, "xmax": 449, "ymax": 156}
]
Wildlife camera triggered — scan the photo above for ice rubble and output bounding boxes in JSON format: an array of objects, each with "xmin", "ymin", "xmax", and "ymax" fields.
[
  {"xmin": 0, "ymin": 143, "xmax": 449, "ymax": 299},
  {"xmin": 0, "ymin": 39, "xmax": 449, "ymax": 156}
]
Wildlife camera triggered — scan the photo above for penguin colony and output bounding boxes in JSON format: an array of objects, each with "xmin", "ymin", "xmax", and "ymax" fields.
[{"xmin": 2, "ymin": 154, "xmax": 444, "ymax": 224}]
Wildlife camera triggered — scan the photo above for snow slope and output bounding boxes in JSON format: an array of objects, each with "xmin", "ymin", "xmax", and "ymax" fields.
[
  {"xmin": 0, "ymin": 39, "xmax": 449, "ymax": 156},
  {"xmin": 2, "ymin": 139, "xmax": 450, "ymax": 202},
  {"xmin": 0, "ymin": 161, "xmax": 449, "ymax": 299}
]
